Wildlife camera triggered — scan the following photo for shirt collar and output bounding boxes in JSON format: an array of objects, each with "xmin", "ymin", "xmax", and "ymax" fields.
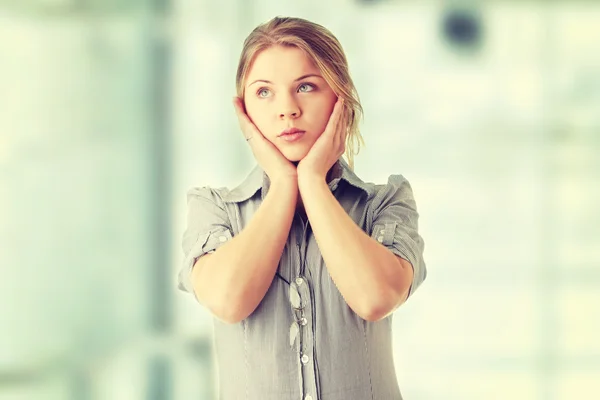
[{"xmin": 222, "ymin": 158, "xmax": 373, "ymax": 203}]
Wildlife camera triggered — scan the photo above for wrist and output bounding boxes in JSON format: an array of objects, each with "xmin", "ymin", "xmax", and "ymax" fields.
[
  {"xmin": 270, "ymin": 174, "xmax": 299, "ymax": 191},
  {"xmin": 297, "ymin": 171, "xmax": 327, "ymax": 192}
]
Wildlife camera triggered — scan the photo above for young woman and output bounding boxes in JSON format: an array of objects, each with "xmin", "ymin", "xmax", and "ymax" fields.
[{"xmin": 178, "ymin": 16, "xmax": 427, "ymax": 400}]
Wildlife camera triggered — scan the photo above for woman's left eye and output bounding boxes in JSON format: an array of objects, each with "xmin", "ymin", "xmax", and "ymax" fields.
[
  {"xmin": 298, "ymin": 83, "xmax": 315, "ymax": 93},
  {"xmin": 257, "ymin": 88, "xmax": 271, "ymax": 98}
]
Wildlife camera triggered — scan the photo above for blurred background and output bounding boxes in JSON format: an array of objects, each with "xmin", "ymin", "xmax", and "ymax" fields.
[{"xmin": 1, "ymin": 0, "xmax": 599, "ymax": 399}]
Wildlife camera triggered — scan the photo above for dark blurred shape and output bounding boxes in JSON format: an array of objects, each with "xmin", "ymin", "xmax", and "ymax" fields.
[{"xmin": 441, "ymin": 7, "xmax": 483, "ymax": 52}]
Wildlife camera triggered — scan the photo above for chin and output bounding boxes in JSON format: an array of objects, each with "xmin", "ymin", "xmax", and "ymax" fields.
[{"xmin": 282, "ymin": 149, "xmax": 309, "ymax": 163}]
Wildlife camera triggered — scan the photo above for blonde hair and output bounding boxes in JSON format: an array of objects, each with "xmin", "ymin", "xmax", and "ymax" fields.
[{"xmin": 235, "ymin": 16, "xmax": 365, "ymax": 170}]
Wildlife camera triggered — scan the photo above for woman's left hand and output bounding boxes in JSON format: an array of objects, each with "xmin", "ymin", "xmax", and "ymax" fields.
[{"xmin": 297, "ymin": 97, "xmax": 346, "ymax": 183}]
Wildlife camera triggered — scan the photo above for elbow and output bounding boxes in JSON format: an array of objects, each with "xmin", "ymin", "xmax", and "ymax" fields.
[
  {"xmin": 192, "ymin": 287, "xmax": 241, "ymax": 324},
  {"xmin": 215, "ymin": 311, "xmax": 245, "ymax": 325},
  {"xmin": 353, "ymin": 296, "xmax": 389, "ymax": 322},
  {"xmin": 194, "ymin": 277, "xmax": 252, "ymax": 324},
  {"xmin": 360, "ymin": 287, "xmax": 408, "ymax": 322},
  {"xmin": 360, "ymin": 303, "xmax": 391, "ymax": 322},
  {"xmin": 211, "ymin": 298, "xmax": 252, "ymax": 325}
]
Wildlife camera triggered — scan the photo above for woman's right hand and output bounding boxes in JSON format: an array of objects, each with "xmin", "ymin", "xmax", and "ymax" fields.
[{"xmin": 233, "ymin": 97, "xmax": 298, "ymax": 183}]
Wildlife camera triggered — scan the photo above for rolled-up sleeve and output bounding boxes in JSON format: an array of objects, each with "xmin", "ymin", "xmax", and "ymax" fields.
[
  {"xmin": 369, "ymin": 175, "xmax": 427, "ymax": 298},
  {"xmin": 177, "ymin": 186, "xmax": 233, "ymax": 296}
]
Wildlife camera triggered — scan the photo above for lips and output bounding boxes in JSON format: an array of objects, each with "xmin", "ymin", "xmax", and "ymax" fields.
[{"xmin": 279, "ymin": 127, "xmax": 305, "ymax": 136}]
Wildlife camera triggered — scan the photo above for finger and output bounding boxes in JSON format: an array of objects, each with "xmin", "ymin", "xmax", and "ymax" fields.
[
  {"xmin": 325, "ymin": 98, "xmax": 344, "ymax": 140},
  {"xmin": 232, "ymin": 97, "xmax": 261, "ymax": 140},
  {"xmin": 337, "ymin": 105, "xmax": 349, "ymax": 159},
  {"xmin": 332, "ymin": 98, "xmax": 345, "ymax": 146},
  {"xmin": 232, "ymin": 97, "xmax": 250, "ymax": 126}
]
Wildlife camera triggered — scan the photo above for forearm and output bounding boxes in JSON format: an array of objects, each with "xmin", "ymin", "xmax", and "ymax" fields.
[
  {"xmin": 299, "ymin": 175, "xmax": 410, "ymax": 321},
  {"xmin": 192, "ymin": 177, "xmax": 298, "ymax": 323}
]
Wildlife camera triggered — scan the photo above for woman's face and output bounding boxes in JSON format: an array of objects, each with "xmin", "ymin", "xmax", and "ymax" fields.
[{"xmin": 243, "ymin": 45, "xmax": 338, "ymax": 162}]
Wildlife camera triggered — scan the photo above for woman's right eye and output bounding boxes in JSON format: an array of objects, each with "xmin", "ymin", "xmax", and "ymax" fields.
[{"xmin": 257, "ymin": 88, "xmax": 271, "ymax": 98}]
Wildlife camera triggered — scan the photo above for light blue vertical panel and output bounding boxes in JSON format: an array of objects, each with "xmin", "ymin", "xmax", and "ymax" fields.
[{"xmin": 0, "ymin": 6, "xmax": 160, "ymax": 400}]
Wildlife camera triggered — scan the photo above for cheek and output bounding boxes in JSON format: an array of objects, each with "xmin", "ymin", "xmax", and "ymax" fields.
[
  {"xmin": 311, "ymin": 100, "xmax": 336, "ymax": 130},
  {"xmin": 244, "ymin": 101, "xmax": 276, "ymax": 136},
  {"xmin": 245, "ymin": 100, "xmax": 266, "ymax": 124}
]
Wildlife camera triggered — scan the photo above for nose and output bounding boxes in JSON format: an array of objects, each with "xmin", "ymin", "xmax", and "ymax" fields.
[{"xmin": 278, "ymin": 95, "xmax": 301, "ymax": 119}]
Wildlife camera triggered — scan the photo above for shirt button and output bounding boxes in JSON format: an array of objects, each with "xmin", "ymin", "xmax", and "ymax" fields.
[
  {"xmin": 377, "ymin": 236, "xmax": 384, "ymax": 243},
  {"xmin": 380, "ymin": 229, "xmax": 385, "ymax": 234},
  {"xmin": 218, "ymin": 236, "xmax": 227, "ymax": 243},
  {"xmin": 295, "ymin": 277, "xmax": 304, "ymax": 286},
  {"xmin": 300, "ymin": 317, "xmax": 308, "ymax": 326},
  {"xmin": 305, "ymin": 395, "xmax": 313, "ymax": 400},
  {"xmin": 301, "ymin": 354, "xmax": 309, "ymax": 364}
]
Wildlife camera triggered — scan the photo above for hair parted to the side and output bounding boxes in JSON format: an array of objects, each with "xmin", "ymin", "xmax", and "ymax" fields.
[{"xmin": 235, "ymin": 16, "xmax": 365, "ymax": 171}]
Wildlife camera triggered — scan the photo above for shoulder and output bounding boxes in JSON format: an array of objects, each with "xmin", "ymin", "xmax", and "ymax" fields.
[
  {"xmin": 186, "ymin": 186, "xmax": 233, "ymax": 206},
  {"xmin": 367, "ymin": 174, "xmax": 417, "ymax": 211},
  {"xmin": 371, "ymin": 174, "xmax": 413, "ymax": 199},
  {"xmin": 374, "ymin": 174, "xmax": 410, "ymax": 190},
  {"xmin": 186, "ymin": 165, "xmax": 264, "ymax": 205}
]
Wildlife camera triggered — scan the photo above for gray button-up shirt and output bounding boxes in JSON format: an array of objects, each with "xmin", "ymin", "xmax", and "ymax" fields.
[{"xmin": 178, "ymin": 158, "xmax": 427, "ymax": 400}]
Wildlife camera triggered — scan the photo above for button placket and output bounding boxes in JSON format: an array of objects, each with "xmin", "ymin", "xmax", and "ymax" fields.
[
  {"xmin": 289, "ymin": 279, "xmax": 306, "ymax": 353},
  {"xmin": 293, "ymin": 214, "xmax": 319, "ymax": 399},
  {"xmin": 295, "ymin": 273, "xmax": 319, "ymax": 399}
]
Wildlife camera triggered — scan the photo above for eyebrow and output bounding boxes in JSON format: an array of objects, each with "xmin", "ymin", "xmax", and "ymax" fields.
[{"xmin": 247, "ymin": 74, "xmax": 323, "ymax": 87}]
